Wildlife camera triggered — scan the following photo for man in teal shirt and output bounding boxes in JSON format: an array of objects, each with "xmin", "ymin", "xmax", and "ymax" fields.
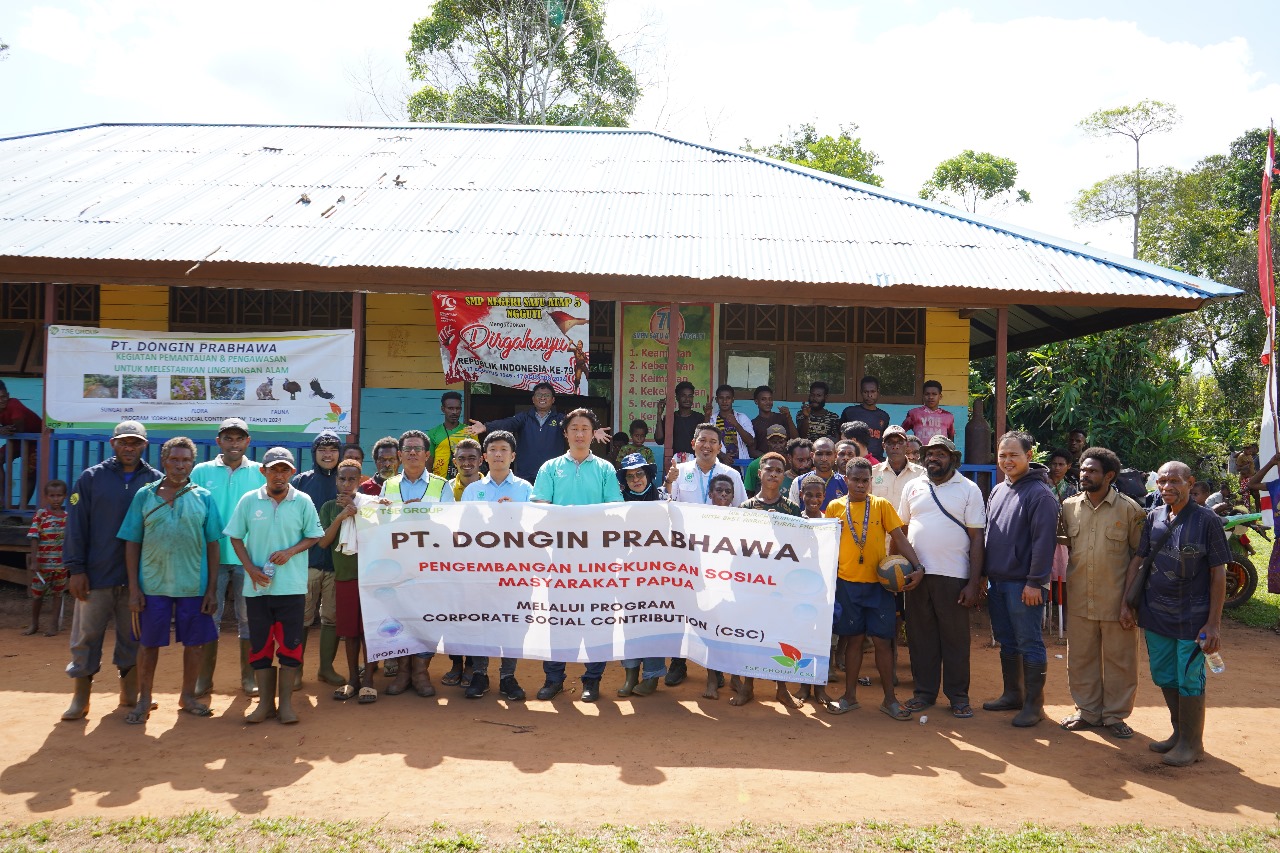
[
  {"xmin": 119, "ymin": 437, "xmax": 223, "ymax": 725},
  {"xmin": 225, "ymin": 447, "xmax": 324, "ymax": 725},
  {"xmin": 189, "ymin": 417, "xmax": 262, "ymax": 696},
  {"xmin": 531, "ymin": 408, "xmax": 621, "ymax": 702}
]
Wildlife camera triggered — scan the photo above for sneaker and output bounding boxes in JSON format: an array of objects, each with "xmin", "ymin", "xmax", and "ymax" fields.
[
  {"xmin": 664, "ymin": 660, "xmax": 688, "ymax": 687},
  {"xmin": 580, "ymin": 679, "xmax": 600, "ymax": 703},
  {"xmin": 464, "ymin": 673, "xmax": 489, "ymax": 699},
  {"xmin": 499, "ymin": 675, "xmax": 526, "ymax": 701},
  {"xmin": 536, "ymin": 680, "xmax": 563, "ymax": 701}
]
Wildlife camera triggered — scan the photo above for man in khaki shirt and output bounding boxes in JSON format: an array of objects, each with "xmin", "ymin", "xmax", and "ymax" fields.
[{"xmin": 1057, "ymin": 447, "xmax": 1145, "ymax": 738}]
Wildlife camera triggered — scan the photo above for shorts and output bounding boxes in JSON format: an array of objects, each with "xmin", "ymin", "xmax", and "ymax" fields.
[
  {"xmin": 335, "ymin": 579, "xmax": 363, "ymax": 638},
  {"xmin": 833, "ymin": 579, "xmax": 896, "ymax": 640},
  {"xmin": 139, "ymin": 595, "xmax": 218, "ymax": 648},
  {"xmin": 31, "ymin": 566, "xmax": 68, "ymax": 598},
  {"xmin": 1144, "ymin": 630, "xmax": 1206, "ymax": 697}
]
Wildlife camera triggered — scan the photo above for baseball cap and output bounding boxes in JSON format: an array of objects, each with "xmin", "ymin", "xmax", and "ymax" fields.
[
  {"xmin": 924, "ymin": 434, "xmax": 959, "ymax": 454},
  {"xmin": 112, "ymin": 420, "xmax": 147, "ymax": 441},
  {"xmin": 618, "ymin": 453, "xmax": 650, "ymax": 471},
  {"xmin": 261, "ymin": 447, "xmax": 297, "ymax": 469},
  {"xmin": 765, "ymin": 424, "xmax": 788, "ymax": 438},
  {"xmin": 312, "ymin": 430, "xmax": 342, "ymax": 449},
  {"xmin": 218, "ymin": 417, "xmax": 249, "ymax": 436},
  {"xmin": 882, "ymin": 425, "xmax": 908, "ymax": 441}
]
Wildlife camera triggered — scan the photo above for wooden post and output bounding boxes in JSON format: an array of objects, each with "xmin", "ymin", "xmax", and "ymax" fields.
[
  {"xmin": 994, "ymin": 306, "xmax": 1008, "ymax": 440},
  {"xmin": 663, "ymin": 303, "xmax": 681, "ymax": 469},
  {"xmin": 35, "ymin": 282, "xmax": 57, "ymax": 509},
  {"xmin": 348, "ymin": 291, "xmax": 364, "ymax": 443}
]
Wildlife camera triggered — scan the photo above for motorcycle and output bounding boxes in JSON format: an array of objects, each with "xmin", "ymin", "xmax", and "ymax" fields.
[{"xmin": 1222, "ymin": 512, "xmax": 1264, "ymax": 609}]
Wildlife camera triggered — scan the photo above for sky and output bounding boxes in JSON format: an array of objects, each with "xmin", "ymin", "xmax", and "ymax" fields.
[{"xmin": 1, "ymin": 0, "xmax": 1277, "ymax": 257}]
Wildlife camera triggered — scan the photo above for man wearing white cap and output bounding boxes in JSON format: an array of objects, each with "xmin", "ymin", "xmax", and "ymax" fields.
[
  {"xmin": 870, "ymin": 426, "xmax": 925, "ymax": 514},
  {"xmin": 225, "ymin": 447, "xmax": 324, "ymax": 724},
  {"xmin": 60, "ymin": 420, "xmax": 162, "ymax": 721},
  {"xmin": 190, "ymin": 417, "xmax": 262, "ymax": 696}
]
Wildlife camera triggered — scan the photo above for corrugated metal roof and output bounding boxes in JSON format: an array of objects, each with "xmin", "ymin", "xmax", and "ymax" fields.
[{"xmin": 0, "ymin": 122, "xmax": 1239, "ymax": 299}]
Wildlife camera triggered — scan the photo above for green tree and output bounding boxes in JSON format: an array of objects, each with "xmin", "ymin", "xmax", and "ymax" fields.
[
  {"xmin": 405, "ymin": 0, "xmax": 639, "ymax": 126},
  {"xmin": 918, "ymin": 150, "xmax": 1029, "ymax": 213},
  {"xmin": 1076, "ymin": 99, "xmax": 1181, "ymax": 257},
  {"xmin": 741, "ymin": 122, "xmax": 883, "ymax": 186}
]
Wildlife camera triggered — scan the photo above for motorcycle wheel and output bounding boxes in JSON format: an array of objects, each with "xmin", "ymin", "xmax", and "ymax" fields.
[{"xmin": 1224, "ymin": 558, "xmax": 1258, "ymax": 609}]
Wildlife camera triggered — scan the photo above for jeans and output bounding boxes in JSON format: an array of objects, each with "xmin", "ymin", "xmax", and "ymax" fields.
[
  {"xmin": 214, "ymin": 563, "xmax": 249, "ymax": 640},
  {"xmin": 987, "ymin": 580, "xmax": 1047, "ymax": 665},
  {"xmin": 543, "ymin": 660, "xmax": 606, "ymax": 683},
  {"xmin": 66, "ymin": 585, "xmax": 138, "ymax": 678},
  {"xmin": 622, "ymin": 657, "xmax": 668, "ymax": 679}
]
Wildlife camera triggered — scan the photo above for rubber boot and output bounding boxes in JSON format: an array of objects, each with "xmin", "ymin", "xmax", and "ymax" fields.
[
  {"xmin": 617, "ymin": 666, "xmax": 640, "ymax": 697},
  {"xmin": 385, "ymin": 656, "xmax": 412, "ymax": 695},
  {"xmin": 1149, "ymin": 687, "xmax": 1181, "ymax": 753},
  {"xmin": 119, "ymin": 666, "xmax": 139, "ymax": 708},
  {"xmin": 983, "ymin": 654, "xmax": 1024, "ymax": 712},
  {"xmin": 61, "ymin": 676, "xmax": 92, "ymax": 721},
  {"xmin": 292, "ymin": 636, "xmax": 306, "ymax": 692},
  {"xmin": 317, "ymin": 625, "xmax": 345, "ymax": 686},
  {"xmin": 193, "ymin": 641, "xmax": 218, "ymax": 697},
  {"xmin": 410, "ymin": 656, "xmax": 436, "ymax": 697},
  {"xmin": 1012, "ymin": 662, "xmax": 1046, "ymax": 727},
  {"xmin": 277, "ymin": 666, "xmax": 299, "ymax": 724},
  {"xmin": 1162, "ymin": 695, "xmax": 1205, "ymax": 767},
  {"xmin": 239, "ymin": 639, "xmax": 259, "ymax": 696},
  {"xmin": 245, "ymin": 668, "xmax": 278, "ymax": 723}
]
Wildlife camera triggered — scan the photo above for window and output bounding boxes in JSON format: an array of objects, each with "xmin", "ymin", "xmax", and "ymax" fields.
[
  {"xmin": 720, "ymin": 305, "xmax": 923, "ymax": 403},
  {"xmin": 0, "ymin": 283, "xmax": 100, "ymax": 375},
  {"xmin": 170, "ymin": 287, "xmax": 352, "ymax": 331}
]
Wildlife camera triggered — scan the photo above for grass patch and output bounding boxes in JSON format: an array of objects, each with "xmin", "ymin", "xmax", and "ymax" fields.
[
  {"xmin": 1225, "ymin": 536, "xmax": 1280, "ymax": 629},
  {"xmin": 0, "ymin": 814, "xmax": 1277, "ymax": 852}
]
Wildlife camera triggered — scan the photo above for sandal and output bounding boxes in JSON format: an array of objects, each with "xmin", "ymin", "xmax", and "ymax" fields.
[
  {"xmin": 333, "ymin": 684, "xmax": 356, "ymax": 701},
  {"xmin": 903, "ymin": 697, "xmax": 934, "ymax": 713},
  {"xmin": 440, "ymin": 668, "xmax": 463, "ymax": 686},
  {"xmin": 879, "ymin": 700, "xmax": 912, "ymax": 721},
  {"xmin": 857, "ymin": 676, "xmax": 872, "ymax": 687},
  {"xmin": 1059, "ymin": 714, "xmax": 1096, "ymax": 731},
  {"xmin": 824, "ymin": 697, "xmax": 860, "ymax": 715},
  {"xmin": 950, "ymin": 703, "xmax": 974, "ymax": 719},
  {"xmin": 1106, "ymin": 721, "xmax": 1134, "ymax": 739},
  {"xmin": 179, "ymin": 702, "xmax": 214, "ymax": 718},
  {"xmin": 357, "ymin": 686, "xmax": 378, "ymax": 704}
]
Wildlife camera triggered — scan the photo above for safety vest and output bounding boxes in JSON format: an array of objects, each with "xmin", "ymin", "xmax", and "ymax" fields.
[{"xmin": 380, "ymin": 472, "xmax": 446, "ymax": 503}]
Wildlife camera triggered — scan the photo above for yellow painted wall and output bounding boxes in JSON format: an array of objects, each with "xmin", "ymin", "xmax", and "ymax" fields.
[
  {"xmin": 364, "ymin": 293, "xmax": 456, "ymax": 390},
  {"xmin": 923, "ymin": 308, "xmax": 969, "ymax": 407},
  {"xmin": 99, "ymin": 284, "xmax": 168, "ymax": 331}
]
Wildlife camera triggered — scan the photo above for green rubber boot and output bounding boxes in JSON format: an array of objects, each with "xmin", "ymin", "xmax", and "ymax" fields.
[
  {"xmin": 61, "ymin": 676, "xmax": 92, "ymax": 721},
  {"xmin": 193, "ymin": 641, "xmax": 218, "ymax": 697},
  {"xmin": 278, "ymin": 666, "xmax": 299, "ymax": 724},
  {"xmin": 245, "ymin": 668, "xmax": 277, "ymax": 723},
  {"xmin": 317, "ymin": 625, "xmax": 345, "ymax": 686},
  {"xmin": 239, "ymin": 639, "xmax": 259, "ymax": 696},
  {"xmin": 617, "ymin": 666, "xmax": 640, "ymax": 697}
]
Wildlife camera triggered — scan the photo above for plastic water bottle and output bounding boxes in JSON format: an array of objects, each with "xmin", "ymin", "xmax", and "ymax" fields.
[{"xmin": 1198, "ymin": 633, "xmax": 1225, "ymax": 674}]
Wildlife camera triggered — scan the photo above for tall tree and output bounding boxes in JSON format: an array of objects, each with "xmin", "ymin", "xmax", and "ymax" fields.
[
  {"xmin": 919, "ymin": 150, "xmax": 1029, "ymax": 214},
  {"xmin": 1076, "ymin": 99, "xmax": 1181, "ymax": 257},
  {"xmin": 405, "ymin": 0, "xmax": 640, "ymax": 126},
  {"xmin": 741, "ymin": 122, "xmax": 883, "ymax": 186}
]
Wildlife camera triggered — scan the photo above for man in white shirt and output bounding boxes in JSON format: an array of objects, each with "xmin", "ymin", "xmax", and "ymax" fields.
[
  {"xmin": 871, "ymin": 426, "xmax": 925, "ymax": 536},
  {"xmin": 897, "ymin": 435, "xmax": 986, "ymax": 719}
]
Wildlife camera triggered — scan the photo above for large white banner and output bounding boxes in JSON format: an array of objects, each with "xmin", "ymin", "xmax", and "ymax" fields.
[
  {"xmin": 46, "ymin": 326, "xmax": 355, "ymax": 433},
  {"xmin": 357, "ymin": 501, "xmax": 840, "ymax": 684}
]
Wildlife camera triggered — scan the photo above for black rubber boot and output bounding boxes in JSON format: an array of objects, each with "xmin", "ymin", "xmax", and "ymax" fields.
[
  {"xmin": 1162, "ymin": 694, "xmax": 1205, "ymax": 767},
  {"xmin": 61, "ymin": 676, "xmax": 92, "ymax": 721},
  {"xmin": 1012, "ymin": 662, "xmax": 1045, "ymax": 727},
  {"xmin": 193, "ymin": 641, "xmax": 218, "ymax": 697},
  {"xmin": 617, "ymin": 666, "xmax": 640, "ymax": 697},
  {"xmin": 1149, "ymin": 687, "xmax": 1181, "ymax": 753},
  {"xmin": 983, "ymin": 654, "xmax": 1023, "ymax": 712}
]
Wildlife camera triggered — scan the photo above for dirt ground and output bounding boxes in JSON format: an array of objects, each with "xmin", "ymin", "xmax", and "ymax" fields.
[{"xmin": 0, "ymin": 581, "xmax": 1276, "ymax": 831}]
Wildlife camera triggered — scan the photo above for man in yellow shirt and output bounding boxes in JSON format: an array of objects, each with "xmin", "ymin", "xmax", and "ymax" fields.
[{"xmin": 823, "ymin": 458, "xmax": 925, "ymax": 720}]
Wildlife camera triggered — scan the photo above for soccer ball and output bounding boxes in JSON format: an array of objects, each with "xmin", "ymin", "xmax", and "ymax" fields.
[{"xmin": 877, "ymin": 555, "xmax": 914, "ymax": 593}]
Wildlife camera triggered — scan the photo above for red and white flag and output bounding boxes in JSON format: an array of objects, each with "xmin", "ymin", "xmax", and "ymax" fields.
[{"xmin": 1259, "ymin": 126, "xmax": 1278, "ymax": 526}]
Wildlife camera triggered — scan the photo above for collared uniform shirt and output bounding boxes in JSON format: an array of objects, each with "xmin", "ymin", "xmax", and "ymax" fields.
[
  {"xmin": 224, "ymin": 485, "xmax": 325, "ymax": 598},
  {"xmin": 532, "ymin": 452, "xmax": 624, "ymax": 506},
  {"xmin": 871, "ymin": 460, "xmax": 925, "ymax": 511},
  {"xmin": 1058, "ymin": 488, "xmax": 1145, "ymax": 621},
  {"xmin": 191, "ymin": 455, "xmax": 263, "ymax": 565},
  {"xmin": 898, "ymin": 471, "xmax": 986, "ymax": 580},
  {"xmin": 669, "ymin": 460, "xmax": 747, "ymax": 506},
  {"xmin": 461, "ymin": 473, "xmax": 534, "ymax": 503}
]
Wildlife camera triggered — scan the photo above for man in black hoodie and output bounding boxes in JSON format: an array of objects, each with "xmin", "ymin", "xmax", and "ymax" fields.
[
  {"xmin": 982, "ymin": 430, "xmax": 1060, "ymax": 727},
  {"xmin": 291, "ymin": 430, "xmax": 344, "ymax": 689},
  {"xmin": 61, "ymin": 420, "xmax": 162, "ymax": 721}
]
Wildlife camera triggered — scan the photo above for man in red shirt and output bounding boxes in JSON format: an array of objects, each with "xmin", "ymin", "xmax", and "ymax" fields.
[{"xmin": 0, "ymin": 380, "xmax": 42, "ymax": 507}]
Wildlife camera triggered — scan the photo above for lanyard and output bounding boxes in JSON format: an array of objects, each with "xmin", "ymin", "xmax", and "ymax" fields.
[
  {"xmin": 698, "ymin": 466, "xmax": 712, "ymax": 504},
  {"xmin": 844, "ymin": 496, "xmax": 872, "ymax": 564}
]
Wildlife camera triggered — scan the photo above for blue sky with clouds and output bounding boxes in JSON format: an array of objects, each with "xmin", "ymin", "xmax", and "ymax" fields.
[{"xmin": 1, "ymin": 1, "xmax": 1276, "ymax": 256}]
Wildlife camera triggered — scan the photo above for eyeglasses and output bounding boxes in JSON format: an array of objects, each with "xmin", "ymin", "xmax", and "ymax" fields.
[{"xmin": 401, "ymin": 446, "xmax": 427, "ymax": 454}]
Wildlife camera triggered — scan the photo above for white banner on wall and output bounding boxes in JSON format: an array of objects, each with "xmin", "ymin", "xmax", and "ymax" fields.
[
  {"xmin": 357, "ymin": 501, "xmax": 840, "ymax": 684},
  {"xmin": 45, "ymin": 326, "xmax": 355, "ymax": 432}
]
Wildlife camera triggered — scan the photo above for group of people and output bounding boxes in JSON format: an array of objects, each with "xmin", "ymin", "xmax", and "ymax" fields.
[{"xmin": 36, "ymin": 375, "xmax": 1228, "ymax": 769}]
